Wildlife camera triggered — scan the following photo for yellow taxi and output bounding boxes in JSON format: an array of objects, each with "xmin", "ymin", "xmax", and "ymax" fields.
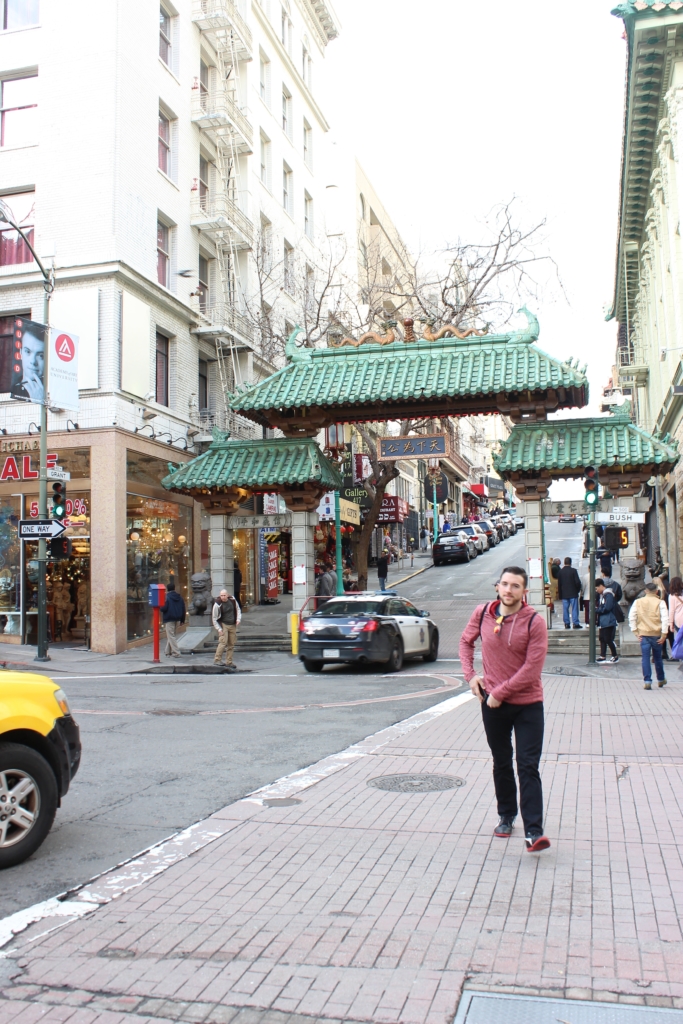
[{"xmin": 0, "ymin": 673, "xmax": 81, "ymax": 868}]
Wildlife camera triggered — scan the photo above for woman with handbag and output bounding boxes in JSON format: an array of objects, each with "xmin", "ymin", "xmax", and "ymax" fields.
[{"xmin": 667, "ymin": 577, "xmax": 683, "ymax": 658}]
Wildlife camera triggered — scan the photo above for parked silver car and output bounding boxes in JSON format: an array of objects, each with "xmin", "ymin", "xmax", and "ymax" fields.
[{"xmin": 460, "ymin": 523, "xmax": 489, "ymax": 553}]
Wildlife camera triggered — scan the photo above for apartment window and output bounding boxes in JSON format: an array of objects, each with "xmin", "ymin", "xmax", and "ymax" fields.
[
  {"xmin": 282, "ymin": 162, "xmax": 292, "ymax": 215},
  {"xmin": 198, "ymin": 358, "xmax": 208, "ymax": 411},
  {"xmin": 158, "ymin": 110, "xmax": 170, "ymax": 173},
  {"xmin": 157, "ymin": 221, "xmax": 170, "ymax": 287},
  {"xmin": 359, "ymin": 239, "xmax": 368, "ymax": 269},
  {"xmin": 304, "ymin": 263, "xmax": 314, "ymax": 306},
  {"xmin": 1, "ymin": 74, "xmax": 37, "ymax": 147},
  {"xmin": 197, "ymin": 254, "xmax": 210, "ymax": 312},
  {"xmin": 155, "ymin": 332, "xmax": 169, "ymax": 407},
  {"xmin": 281, "ymin": 86, "xmax": 291, "ymax": 138},
  {"xmin": 303, "ymin": 119, "xmax": 312, "ymax": 167},
  {"xmin": 260, "ymin": 216, "xmax": 272, "ymax": 271},
  {"xmin": 304, "ymin": 192, "xmax": 312, "ymax": 239},
  {"xmin": 3, "ymin": 0, "xmax": 39, "ymax": 30},
  {"xmin": 283, "ymin": 242, "xmax": 294, "ymax": 294},
  {"xmin": 259, "ymin": 52, "xmax": 270, "ymax": 105},
  {"xmin": 301, "ymin": 43, "xmax": 311, "ymax": 87},
  {"xmin": 199, "ymin": 59, "xmax": 210, "ymax": 103},
  {"xmin": 260, "ymin": 132, "xmax": 271, "ymax": 189},
  {"xmin": 159, "ymin": 4, "xmax": 172, "ymax": 65},
  {"xmin": 0, "ymin": 189, "xmax": 34, "ymax": 266},
  {"xmin": 199, "ymin": 155, "xmax": 210, "ymax": 205},
  {"xmin": 280, "ymin": 6, "xmax": 291, "ymax": 51}
]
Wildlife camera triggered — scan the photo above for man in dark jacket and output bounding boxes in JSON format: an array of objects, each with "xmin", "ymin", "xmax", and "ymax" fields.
[
  {"xmin": 595, "ymin": 579, "xmax": 619, "ymax": 662},
  {"xmin": 377, "ymin": 550, "xmax": 389, "ymax": 591},
  {"xmin": 162, "ymin": 580, "xmax": 186, "ymax": 657},
  {"xmin": 557, "ymin": 557, "xmax": 583, "ymax": 629}
]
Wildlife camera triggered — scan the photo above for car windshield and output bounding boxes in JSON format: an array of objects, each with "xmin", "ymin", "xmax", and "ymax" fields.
[
  {"xmin": 313, "ymin": 600, "xmax": 382, "ymax": 617},
  {"xmin": 461, "ymin": 526, "xmax": 477, "ymax": 535},
  {"xmin": 437, "ymin": 534, "xmax": 459, "ymax": 541}
]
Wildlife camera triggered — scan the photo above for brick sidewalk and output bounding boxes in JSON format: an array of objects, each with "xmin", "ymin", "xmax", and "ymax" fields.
[{"xmin": 2, "ymin": 674, "xmax": 683, "ymax": 1023}]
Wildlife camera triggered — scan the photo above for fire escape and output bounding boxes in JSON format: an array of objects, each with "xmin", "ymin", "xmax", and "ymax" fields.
[{"xmin": 191, "ymin": 0, "xmax": 254, "ymax": 436}]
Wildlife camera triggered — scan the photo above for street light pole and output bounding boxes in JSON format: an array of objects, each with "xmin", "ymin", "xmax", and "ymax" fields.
[
  {"xmin": 588, "ymin": 509, "xmax": 597, "ymax": 665},
  {"xmin": 334, "ymin": 490, "xmax": 343, "ymax": 596},
  {"xmin": 0, "ymin": 200, "xmax": 54, "ymax": 661}
]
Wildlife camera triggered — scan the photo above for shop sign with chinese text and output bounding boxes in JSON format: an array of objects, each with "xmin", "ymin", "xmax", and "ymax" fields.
[
  {"xmin": 378, "ymin": 434, "xmax": 447, "ymax": 461},
  {"xmin": 376, "ymin": 496, "xmax": 409, "ymax": 523},
  {"xmin": 226, "ymin": 513, "xmax": 292, "ymax": 530}
]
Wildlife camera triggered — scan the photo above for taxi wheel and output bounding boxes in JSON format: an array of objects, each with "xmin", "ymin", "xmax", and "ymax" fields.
[
  {"xmin": 0, "ymin": 744, "xmax": 58, "ymax": 869},
  {"xmin": 303, "ymin": 659, "xmax": 324, "ymax": 673},
  {"xmin": 386, "ymin": 637, "xmax": 404, "ymax": 672},
  {"xmin": 423, "ymin": 631, "xmax": 439, "ymax": 663}
]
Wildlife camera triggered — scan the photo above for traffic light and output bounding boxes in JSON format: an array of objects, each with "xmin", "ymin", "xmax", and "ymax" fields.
[
  {"xmin": 49, "ymin": 537, "xmax": 72, "ymax": 561},
  {"xmin": 604, "ymin": 526, "xmax": 628, "ymax": 549},
  {"xmin": 584, "ymin": 467, "xmax": 599, "ymax": 507},
  {"xmin": 51, "ymin": 480, "xmax": 67, "ymax": 519}
]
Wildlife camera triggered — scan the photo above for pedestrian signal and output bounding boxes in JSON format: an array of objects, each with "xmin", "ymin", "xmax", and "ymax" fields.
[
  {"xmin": 604, "ymin": 526, "xmax": 628, "ymax": 549},
  {"xmin": 584, "ymin": 467, "xmax": 599, "ymax": 506},
  {"xmin": 49, "ymin": 537, "xmax": 72, "ymax": 561},
  {"xmin": 51, "ymin": 480, "xmax": 67, "ymax": 519}
]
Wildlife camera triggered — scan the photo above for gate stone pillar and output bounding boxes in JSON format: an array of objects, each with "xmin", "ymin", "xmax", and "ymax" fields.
[
  {"xmin": 291, "ymin": 510, "xmax": 317, "ymax": 614},
  {"xmin": 209, "ymin": 515, "xmax": 234, "ymax": 597},
  {"xmin": 522, "ymin": 500, "xmax": 550, "ymax": 624}
]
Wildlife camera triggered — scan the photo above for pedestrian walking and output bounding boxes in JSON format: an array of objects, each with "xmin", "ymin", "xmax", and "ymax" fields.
[
  {"xmin": 459, "ymin": 566, "xmax": 551, "ymax": 852},
  {"xmin": 419, "ymin": 527, "xmax": 428, "ymax": 551},
  {"xmin": 557, "ymin": 557, "xmax": 583, "ymax": 629},
  {"xmin": 595, "ymin": 579, "xmax": 619, "ymax": 663},
  {"xmin": 629, "ymin": 582, "xmax": 669, "ymax": 689},
  {"xmin": 667, "ymin": 576, "xmax": 683, "ymax": 654},
  {"xmin": 161, "ymin": 580, "xmax": 186, "ymax": 658},
  {"xmin": 212, "ymin": 588, "xmax": 241, "ymax": 671},
  {"xmin": 317, "ymin": 563, "xmax": 335, "ymax": 604},
  {"xmin": 602, "ymin": 571, "xmax": 623, "ymax": 603},
  {"xmin": 377, "ymin": 550, "xmax": 389, "ymax": 591},
  {"xmin": 597, "ymin": 546, "xmax": 613, "ymax": 577}
]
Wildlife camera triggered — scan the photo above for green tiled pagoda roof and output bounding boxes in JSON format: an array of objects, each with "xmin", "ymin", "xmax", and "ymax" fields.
[
  {"xmin": 229, "ymin": 312, "xmax": 589, "ymax": 428},
  {"xmin": 493, "ymin": 407, "xmax": 680, "ymax": 475},
  {"xmin": 612, "ymin": 1, "xmax": 683, "ymax": 16},
  {"xmin": 162, "ymin": 433, "xmax": 342, "ymax": 492}
]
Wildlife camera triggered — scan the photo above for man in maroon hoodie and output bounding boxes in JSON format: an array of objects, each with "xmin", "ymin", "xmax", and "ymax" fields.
[{"xmin": 459, "ymin": 566, "xmax": 550, "ymax": 852}]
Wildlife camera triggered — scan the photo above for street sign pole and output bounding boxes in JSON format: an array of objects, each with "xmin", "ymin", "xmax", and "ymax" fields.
[
  {"xmin": 588, "ymin": 510, "xmax": 597, "ymax": 665},
  {"xmin": 432, "ymin": 479, "xmax": 438, "ymax": 544},
  {"xmin": 334, "ymin": 490, "xmax": 343, "ymax": 596},
  {"xmin": 36, "ymin": 284, "xmax": 52, "ymax": 662}
]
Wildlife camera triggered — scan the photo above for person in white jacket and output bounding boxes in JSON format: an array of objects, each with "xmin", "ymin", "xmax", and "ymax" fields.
[
  {"xmin": 212, "ymin": 589, "xmax": 242, "ymax": 671},
  {"xmin": 629, "ymin": 583, "xmax": 669, "ymax": 689}
]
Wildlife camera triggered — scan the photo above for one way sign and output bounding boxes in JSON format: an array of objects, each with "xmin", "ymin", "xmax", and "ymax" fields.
[{"xmin": 19, "ymin": 519, "xmax": 67, "ymax": 540}]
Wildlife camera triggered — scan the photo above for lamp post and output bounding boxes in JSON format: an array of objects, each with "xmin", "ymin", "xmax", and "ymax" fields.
[
  {"xmin": 427, "ymin": 459, "xmax": 440, "ymax": 544},
  {"xmin": 0, "ymin": 200, "xmax": 54, "ymax": 662}
]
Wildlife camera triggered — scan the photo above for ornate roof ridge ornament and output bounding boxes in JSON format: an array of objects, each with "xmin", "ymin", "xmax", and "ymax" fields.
[
  {"xmin": 612, "ymin": 0, "xmax": 683, "ymax": 14},
  {"xmin": 507, "ymin": 306, "xmax": 540, "ymax": 345}
]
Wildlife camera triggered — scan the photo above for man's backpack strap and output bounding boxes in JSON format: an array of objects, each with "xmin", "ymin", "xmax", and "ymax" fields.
[{"xmin": 478, "ymin": 603, "xmax": 490, "ymax": 635}]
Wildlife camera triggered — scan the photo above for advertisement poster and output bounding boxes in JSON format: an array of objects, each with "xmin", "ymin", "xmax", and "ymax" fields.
[
  {"xmin": 266, "ymin": 544, "xmax": 279, "ymax": 599},
  {"xmin": 0, "ymin": 318, "xmax": 46, "ymax": 403},
  {"xmin": 48, "ymin": 326, "xmax": 79, "ymax": 411}
]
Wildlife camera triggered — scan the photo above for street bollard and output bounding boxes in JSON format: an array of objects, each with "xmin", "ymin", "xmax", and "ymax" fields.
[
  {"xmin": 148, "ymin": 584, "xmax": 167, "ymax": 664},
  {"xmin": 290, "ymin": 611, "xmax": 299, "ymax": 655}
]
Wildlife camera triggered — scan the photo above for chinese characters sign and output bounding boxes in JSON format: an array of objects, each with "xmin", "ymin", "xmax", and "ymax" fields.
[{"xmin": 378, "ymin": 434, "xmax": 447, "ymax": 461}]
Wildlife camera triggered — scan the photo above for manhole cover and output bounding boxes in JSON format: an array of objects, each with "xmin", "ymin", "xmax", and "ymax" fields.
[
  {"xmin": 262, "ymin": 797, "xmax": 302, "ymax": 807},
  {"xmin": 367, "ymin": 773, "xmax": 465, "ymax": 793}
]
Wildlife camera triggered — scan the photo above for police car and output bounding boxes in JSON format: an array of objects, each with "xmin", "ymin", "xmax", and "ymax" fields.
[{"xmin": 298, "ymin": 592, "xmax": 439, "ymax": 673}]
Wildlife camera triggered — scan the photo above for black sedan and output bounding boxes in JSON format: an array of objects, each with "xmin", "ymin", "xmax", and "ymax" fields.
[
  {"xmin": 298, "ymin": 594, "xmax": 439, "ymax": 673},
  {"xmin": 433, "ymin": 530, "xmax": 477, "ymax": 566}
]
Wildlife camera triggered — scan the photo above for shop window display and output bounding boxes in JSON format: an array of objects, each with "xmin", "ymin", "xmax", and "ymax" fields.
[
  {"xmin": 0, "ymin": 497, "xmax": 20, "ymax": 636},
  {"xmin": 127, "ymin": 495, "xmax": 191, "ymax": 641}
]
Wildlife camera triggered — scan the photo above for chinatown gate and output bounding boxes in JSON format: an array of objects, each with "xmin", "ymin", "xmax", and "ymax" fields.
[{"xmin": 163, "ymin": 310, "xmax": 677, "ymax": 623}]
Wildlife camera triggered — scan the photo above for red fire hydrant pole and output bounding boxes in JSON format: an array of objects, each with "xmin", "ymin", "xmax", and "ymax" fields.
[{"xmin": 153, "ymin": 606, "xmax": 160, "ymax": 663}]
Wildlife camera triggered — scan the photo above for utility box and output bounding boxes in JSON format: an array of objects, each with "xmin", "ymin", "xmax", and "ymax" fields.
[{"xmin": 148, "ymin": 583, "xmax": 167, "ymax": 608}]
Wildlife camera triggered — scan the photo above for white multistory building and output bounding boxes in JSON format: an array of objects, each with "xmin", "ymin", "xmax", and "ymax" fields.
[{"xmin": 0, "ymin": 0, "xmax": 339, "ymax": 653}]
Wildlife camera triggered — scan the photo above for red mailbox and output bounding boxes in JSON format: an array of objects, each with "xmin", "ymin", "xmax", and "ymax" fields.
[{"xmin": 148, "ymin": 584, "xmax": 167, "ymax": 662}]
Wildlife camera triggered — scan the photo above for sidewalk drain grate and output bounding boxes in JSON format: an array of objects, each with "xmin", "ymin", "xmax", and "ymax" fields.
[
  {"xmin": 368, "ymin": 773, "xmax": 465, "ymax": 792},
  {"xmin": 454, "ymin": 991, "xmax": 683, "ymax": 1023},
  {"xmin": 263, "ymin": 797, "xmax": 302, "ymax": 807}
]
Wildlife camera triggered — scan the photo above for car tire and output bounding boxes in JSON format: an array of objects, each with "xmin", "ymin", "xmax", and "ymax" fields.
[
  {"xmin": 0, "ymin": 743, "xmax": 58, "ymax": 869},
  {"xmin": 386, "ymin": 637, "xmax": 404, "ymax": 672},
  {"xmin": 423, "ymin": 630, "xmax": 439, "ymax": 662},
  {"xmin": 464, "ymin": 551, "xmax": 470, "ymax": 562},
  {"xmin": 303, "ymin": 659, "xmax": 324, "ymax": 673},
  {"xmin": 434, "ymin": 559, "xmax": 441, "ymax": 567}
]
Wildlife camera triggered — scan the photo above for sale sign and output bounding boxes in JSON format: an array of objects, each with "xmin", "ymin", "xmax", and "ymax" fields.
[
  {"xmin": 266, "ymin": 544, "xmax": 279, "ymax": 599},
  {"xmin": 48, "ymin": 327, "xmax": 79, "ymax": 411}
]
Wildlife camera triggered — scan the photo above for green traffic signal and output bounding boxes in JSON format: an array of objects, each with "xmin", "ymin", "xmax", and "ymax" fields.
[
  {"xmin": 584, "ymin": 466, "xmax": 598, "ymax": 506},
  {"xmin": 51, "ymin": 481, "xmax": 67, "ymax": 519},
  {"xmin": 584, "ymin": 489, "xmax": 599, "ymax": 506}
]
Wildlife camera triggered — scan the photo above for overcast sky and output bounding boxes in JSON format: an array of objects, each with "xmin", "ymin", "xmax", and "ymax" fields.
[{"xmin": 321, "ymin": 0, "xmax": 626, "ymax": 409}]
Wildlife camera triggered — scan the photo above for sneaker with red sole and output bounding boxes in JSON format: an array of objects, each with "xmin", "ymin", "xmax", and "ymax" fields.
[
  {"xmin": 494, "ymin": 816, "xmax": 515, "ymax": 838},
  {"xmin": 525, "ymin": 832, "xmax": 551, "ymax": 852}
]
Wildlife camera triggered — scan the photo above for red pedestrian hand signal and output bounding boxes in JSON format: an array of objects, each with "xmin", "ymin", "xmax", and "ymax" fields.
[{"xmin": 55, "ymin": 334, "xmax": 75, "ymax": 361}]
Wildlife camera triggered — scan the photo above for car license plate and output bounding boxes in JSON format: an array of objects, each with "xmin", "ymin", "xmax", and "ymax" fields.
[{"xmin": 323, "ymin": 649, "xmax": 340, "ymax": 659}]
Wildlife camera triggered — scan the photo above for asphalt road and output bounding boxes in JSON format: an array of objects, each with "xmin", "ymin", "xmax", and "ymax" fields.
[{"xmin": 1, "ymin": 525, "xmax": 540, "ymax": 918}]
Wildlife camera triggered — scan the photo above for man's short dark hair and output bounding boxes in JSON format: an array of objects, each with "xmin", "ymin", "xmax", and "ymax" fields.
[
  {"xmin": 167, "ymin": 580, "xmax": 176, "ymax": 591},
  {"xmin": 564, "ymin": 557, "xmax": 572, "ymax": 566},
  {"xmin": 595, "ymin": 579, "xmax": 605, "ymax": 589},
  {"xmin": 645, "ymin": 582, "xmax": 659, "ymax": 593},
  {"xmin": 500, "ymin": 566, "xmax": 528, "ymax": 587}
]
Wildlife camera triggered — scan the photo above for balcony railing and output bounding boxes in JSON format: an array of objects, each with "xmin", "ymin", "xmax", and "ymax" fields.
[
  {"xmin": 196, "ymin": 302, "xmax": 254, "ymax": 343},
  {"xmin": 192, "ymin": 0, "xmax": 252, "ymax": 58},
  {"xmin": 190, "ymin": 191, "xmax": 254, "ymax": 248},
  {"xmin": 191, "ymin": 89, "xmax": 253, "ymax": 152}
]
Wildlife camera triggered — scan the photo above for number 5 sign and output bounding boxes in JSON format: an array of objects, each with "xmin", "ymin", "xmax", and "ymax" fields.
[{"xmin": 48, "ymin": 327, "xmax": 79, "ymax": 411}]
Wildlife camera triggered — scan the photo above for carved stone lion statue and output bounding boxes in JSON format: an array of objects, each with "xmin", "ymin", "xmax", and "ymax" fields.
[
  {"xmin": 188, "ymin": 571, "xmax": 212, "ymax": 615},
  {"xmin": 620, "ymin": 558, "xmax": 646, "ymax": 607}
]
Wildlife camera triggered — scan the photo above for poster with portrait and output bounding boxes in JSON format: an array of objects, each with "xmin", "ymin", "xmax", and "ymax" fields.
[{"xmin": 0, "ymin": 318, "xmax": 46, "ymax": 403}]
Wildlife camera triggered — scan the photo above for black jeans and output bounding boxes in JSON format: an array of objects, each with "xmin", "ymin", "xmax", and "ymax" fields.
[
  {"xmin": 481, "ymin": 700, "xmax": 544, "ymax": 835},
  {"xmin": 599, "ymin": 625, "xmax": 617, "ymax": 658}
]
